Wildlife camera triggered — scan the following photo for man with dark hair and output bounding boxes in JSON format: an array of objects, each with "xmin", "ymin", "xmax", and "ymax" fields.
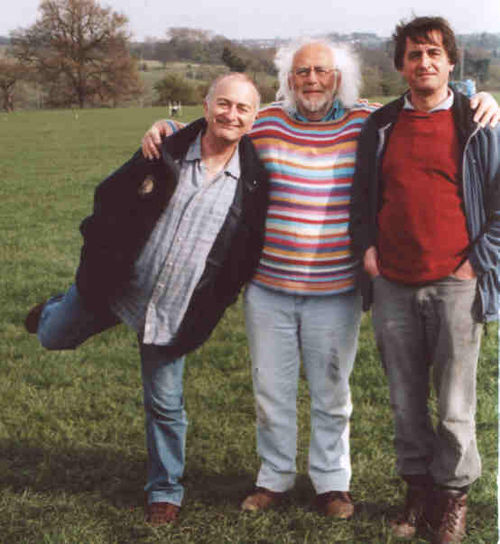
[
  {"xmin": 24, "ymin": 73, "xmax": 269, "ymax": 526},
  {"xmin": 351, "ymin": 16, "xmax": 500, "ymax": 544},
  {"xmin": 392, "ymin": 16, "xmax": 458, "ymax": 71}
]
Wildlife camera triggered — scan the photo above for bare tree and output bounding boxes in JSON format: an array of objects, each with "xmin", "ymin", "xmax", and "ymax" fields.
[
  {"xmin": 11, "ymin": 0, "xmax": 142, "ymax": 108},
  {"xmin": 0, "ymin": 57, "xmax": 29, "ymax": 112}
]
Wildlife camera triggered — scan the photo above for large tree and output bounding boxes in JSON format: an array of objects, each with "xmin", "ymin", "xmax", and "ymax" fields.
[
  {"xmin": 0, "ymin": 57, "xmax": 28, "ymax": 112},
  {"xmin": 12, "ymin": 0, "xmax": 141, "ymax": 108}
]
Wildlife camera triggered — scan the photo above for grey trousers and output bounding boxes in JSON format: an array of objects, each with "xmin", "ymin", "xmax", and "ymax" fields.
[{"xmin": 372, "ymin": 275, "xmax": 482, "ymax": 488}]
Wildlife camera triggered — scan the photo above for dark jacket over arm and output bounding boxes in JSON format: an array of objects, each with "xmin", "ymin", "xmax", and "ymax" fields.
[{"xmin": 76, "ymin": 118, "xmax": 269, "ymax": 357}]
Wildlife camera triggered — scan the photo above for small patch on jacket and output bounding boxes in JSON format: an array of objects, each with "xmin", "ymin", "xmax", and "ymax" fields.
[{"xmin": 138, "ymin": 175, "xmax": 155, "ymax": 196}]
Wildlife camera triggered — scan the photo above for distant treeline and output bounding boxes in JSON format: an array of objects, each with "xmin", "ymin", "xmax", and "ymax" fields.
[
  {"xmin": 1, "ymin": 21, "xmax": 500, "ymax": 112},
  {"xmin": 2, "ymin": 29, "xmax": 500, "ymax": 54},
  {"xmin": 128, "ymin": 28, "xmax": 500, "ymax": 100},
  {"xmin": 131, "ymin": 28, "xmax": 276, "ymax": 75}
]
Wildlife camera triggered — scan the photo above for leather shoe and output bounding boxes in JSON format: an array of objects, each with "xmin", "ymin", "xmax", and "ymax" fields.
[
  {"xmin": 432, "ymin": 489, "xmax": 467, "ymax": 544},
  {"xmin": 144, "ymin": 502, "xmax": 180, "ymax": 525},
  {"xmin": 316, "ymin": 491, "xmax": 354, "ymax": 519},
  {"xmin": 390, "ymin": 484, "xmax": 431, "ymax": 539},
  {"xmin": 241, "ymin": 487, "xmax": 284, "ymax": 511},
  {"xmin": 24, "ymin": 301, "xmax": 46, "ymax": 334}
]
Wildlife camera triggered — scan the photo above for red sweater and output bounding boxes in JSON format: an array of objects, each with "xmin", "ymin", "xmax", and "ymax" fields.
[{"xmin": 378, "ymin": 109, "xmax": 469, "ymax": 283}]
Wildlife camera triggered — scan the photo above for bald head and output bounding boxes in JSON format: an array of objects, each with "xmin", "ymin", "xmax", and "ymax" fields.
[
  {"xmin": 203, "ymin": 73, "xmax": 260, "ymax": 145},
  {"xmin": 205, "ymin": 73, "xmax": 260, "ymax": 112}
]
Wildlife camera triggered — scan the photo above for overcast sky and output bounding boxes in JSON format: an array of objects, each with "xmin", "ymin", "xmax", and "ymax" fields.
[{"xmin": 2, "ymin": 0, "xmax": 499, "ymax": 41}]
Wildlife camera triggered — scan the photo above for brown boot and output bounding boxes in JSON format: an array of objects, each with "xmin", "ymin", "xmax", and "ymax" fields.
[
  {"xmin": 144, "ymin": 502, "xmax": 180, "ymax": 525},
  {"xmin": 24, "ymin": 301, "xmax": 47, "ymax": 334},
  {"xmin": 144, "ymin": 492, "xmax": 180, "ymax": 526},
  {"xmin": 316, "ymin": 491, "xmax": 354, "ymax": 519},
  {"xmin": 241, "ymin": 487, "xmax": 285, "ymax": 511},
  {"xmin": 390, "ymin": 484, "xmax": 431, "ymax": 539},
  {"xmin": 432, "ymin": 489, "xmax": 467, "ymax": 544}
]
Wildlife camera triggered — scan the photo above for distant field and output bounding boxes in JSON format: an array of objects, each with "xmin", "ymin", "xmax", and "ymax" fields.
[
  {"xmin": 0, "ymin": 107, "xmax": 497, "ymax": 543},
  {"xmin": 140, "ymin": 59, "xmax": 165, "ymax": 70}
]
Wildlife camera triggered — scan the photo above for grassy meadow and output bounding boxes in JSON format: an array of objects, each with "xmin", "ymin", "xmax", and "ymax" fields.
[{"xmin": 0, "ymin": 105, "xmax": 497, "ymax": 544}]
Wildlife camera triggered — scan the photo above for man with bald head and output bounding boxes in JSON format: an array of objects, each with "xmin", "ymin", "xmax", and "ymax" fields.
[
  {"xmin": 24, "ymin": 73, "xmax": 269, "ymax": 525},
  {"xmin": 142, "ymin": 40, "xmax": 499, "ymax": 518}
]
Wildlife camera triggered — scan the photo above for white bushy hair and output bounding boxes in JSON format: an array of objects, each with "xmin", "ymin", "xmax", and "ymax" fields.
[{"xmin": 274, "ymin": 38, "xmax": 361, "ymax": 112}]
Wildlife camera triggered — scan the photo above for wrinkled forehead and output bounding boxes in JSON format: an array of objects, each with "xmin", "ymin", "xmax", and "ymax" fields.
[
  {"xmin": 292, "ymin": 43, "xmax": 335, "ymax": 68},
  {"xmin": 211, "ymin": 77, "xmax": 259, "ymax": 108}
]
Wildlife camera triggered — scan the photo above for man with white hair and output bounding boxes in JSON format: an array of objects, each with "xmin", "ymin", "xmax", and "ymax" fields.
[
  {"xmin": 141, "ymin": 39, "xmax": 499, "ymax": 518},
  {"xmin": 241, "ymin": 40, "xmax": 373, "ymax": 518}
]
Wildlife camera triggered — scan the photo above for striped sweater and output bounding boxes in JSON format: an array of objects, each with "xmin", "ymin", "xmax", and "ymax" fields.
[{"xmin": 249, "ymin": 101, "xmax": 378, "ymax": 295}]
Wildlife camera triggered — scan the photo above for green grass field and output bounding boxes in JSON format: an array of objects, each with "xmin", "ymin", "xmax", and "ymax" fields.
[{"xmin": 0, "ymin": 106, "xmax": 497, "ymax": 543}]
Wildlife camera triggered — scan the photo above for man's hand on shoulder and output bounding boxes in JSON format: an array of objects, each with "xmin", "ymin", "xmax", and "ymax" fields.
[
  {"xmin": 142, "ymin": 120, "xmax": 179, "ymax": 160},
  {"xmin": 363, "ymin": 246, "xmax": 380, "ymax": 278},
  {"xmin": 470, "ymin": 92, "xmax": 500, "ymax": 128}
]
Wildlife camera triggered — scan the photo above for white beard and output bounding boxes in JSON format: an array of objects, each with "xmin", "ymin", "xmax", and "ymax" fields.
[{"xmin": 296, "ymin": 94, "xmax": 333, "ymax": 116}]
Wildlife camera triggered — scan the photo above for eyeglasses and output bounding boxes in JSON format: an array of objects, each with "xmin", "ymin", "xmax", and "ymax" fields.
[{"xmin": 293, "ymin": 66, "xmax": 338, "ymax": 78}]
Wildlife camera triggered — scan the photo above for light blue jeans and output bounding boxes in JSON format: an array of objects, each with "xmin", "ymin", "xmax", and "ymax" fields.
[
  {"xmin": 244, "ymin": 283, "xmax": 362, "ymax": 494},
  {"xmin": 36, "ymin": 284, "xmax": 187, "ymax": 506}
]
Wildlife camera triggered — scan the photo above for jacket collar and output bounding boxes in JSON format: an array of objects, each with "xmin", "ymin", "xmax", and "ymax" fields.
[
  {"xmin": 375, "ymin": 89, "xmax": 477, "ymax": 137},
  {"xmin": 160, "ymin": 117, "xmax": 263, "ymax": 191},
  {"xmin": 403, "ymin": 89, "xmax": 454, "ymax": 112},
  {"xmin": 162, "ymin": 118, "xmax": 207, "ymax": 161}
]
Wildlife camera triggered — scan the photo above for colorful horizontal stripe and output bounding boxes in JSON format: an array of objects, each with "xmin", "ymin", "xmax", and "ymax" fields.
[{"xmin": 250, "ymin": 101, "xmax": 377, "ymax": 295}]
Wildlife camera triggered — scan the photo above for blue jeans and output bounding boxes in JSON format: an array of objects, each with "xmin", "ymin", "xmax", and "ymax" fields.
[
  {"xmin": 36, "ymin": 284, "xmax": 187, "ymax": 505},
  {"xmin": 244, "ymin": 283, "xmax": 362, "ymax": 494}
]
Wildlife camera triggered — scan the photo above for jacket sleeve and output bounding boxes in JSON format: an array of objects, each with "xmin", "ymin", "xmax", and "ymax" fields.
[
  {"xmin": 350, "ymin": 115, "xmax": 379, "ymax": 260},
  {"xmin": 467, "ymin": 126, "xmax": 500, "ymax": 276},
  {"xmin": 243, "ymin": 165, "xmax": 270, "ymax": 281},
  {"xmin": 216, "ymin": 160, "xmax": 270, "ymax": 307},
  {"xmin": 76, "ymin": 150, "xmax": 167, "ymax": 309}
]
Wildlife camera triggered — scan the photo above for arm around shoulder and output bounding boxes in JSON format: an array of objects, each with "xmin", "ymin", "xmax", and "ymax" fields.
[{"xmin": 142, "ymin": 119, "xmax": 185, "ymax": 160}]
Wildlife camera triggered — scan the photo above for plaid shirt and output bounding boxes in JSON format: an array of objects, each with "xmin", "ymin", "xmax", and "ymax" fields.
[{"xmin": 111, "ymin": 134, "xmax": 240, "ymax": 345}]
